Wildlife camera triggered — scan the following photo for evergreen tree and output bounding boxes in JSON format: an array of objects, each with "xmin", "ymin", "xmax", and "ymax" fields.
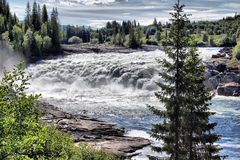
[
  {"xmin": 153, "ymin": 17, "xmax": 158, "ymax": 26},
  {"xmin": 128, "ymin": 29, "xmax": 138, "ymax": 49},
  {"xmin": 182, "ymin": 48, "xmax": 221, "ymax": 160},
  {"xmin": 51, "ymin": 8, "xmax": 61, "ymax": 53},
  {"xmin": 149, "ymin": 1, "xmax": 221, "ymax": 160},
  {"xmin": 98, "ymin": 31, "xmax": 104, "ymax": 44},
  {"xmin": 24, "ymin": 2, "xmax": 31, "ymax": 31},
  {"xmin": 148, "ymin": 1, "xmax": 190, "ymax": 159},
  {"xmin": 37, "ymin": 4, "xmax": 41, "ymax": 24},
  {"xmin": 31, "ymin": 1, "xmax": 41, "ymax": 31},
  {"xmin": 42, "ymin": 4, "xmax": 48, "ymax": 23}
]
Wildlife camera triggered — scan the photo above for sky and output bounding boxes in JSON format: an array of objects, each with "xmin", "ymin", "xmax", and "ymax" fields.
[{"xmin": 8, "ymin": 0, "xmax": 240, "ymax": 27}]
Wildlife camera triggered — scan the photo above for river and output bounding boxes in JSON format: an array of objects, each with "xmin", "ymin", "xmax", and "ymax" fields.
[{"xmin": 26, "ymin": 47, "xmax": 240, "ymax": 160}]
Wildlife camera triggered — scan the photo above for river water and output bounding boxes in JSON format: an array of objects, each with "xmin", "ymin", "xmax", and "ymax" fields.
[{"xmin": 26, "ymin": 48, "xmax": 240, "ymax": 160}]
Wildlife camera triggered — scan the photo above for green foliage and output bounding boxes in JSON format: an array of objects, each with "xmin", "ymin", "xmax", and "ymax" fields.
[
  {"xmin": 234, "ymin": 42, "xmax": 240, "ymax": 60},
  {"xmin": 22, "ymin": 28, "xmax": 34, "ymax": 58},
  {"xmin": 155, "ymin": 31, "xmax": 161, "ymax": 41},
  {"xmin": 2, "ymin": 31, "xmax": 9, "ymax": 42},
  {"xmin": 183, "ymin": 49, "xmax": 221, "ymax": 159},
  {"xmin": 42, "ymin": 36, "xmax": 52, "ymax": 53},
  {"xmin": 149, "ymin": 2, "xmax": 220, "ymax": 159},
  {"xmin": 68, "ymin": 36, "xmax": 82, "ymax": 44},
  {"xmin": 12, "ymin": 25, "xmax": 24, "ymax": 50},
  {"xmin": 0, "ymin": 63, "xmax": 118, "ymax": 160},
  {"xmin": 0, "ymin": 1, "xmax": 62, "ymax": 61},
  {"xmin": 202, "ymin": 33, "xmax": 208, "ymax": 42},
  {"xmin": 51, "ymin": 8, "xmax": 61, "ymax": 53}
]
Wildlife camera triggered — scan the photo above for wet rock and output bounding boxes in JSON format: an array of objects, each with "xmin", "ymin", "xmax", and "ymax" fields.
[
  {"xmin": 136, "ymin": 79, "xmax": 148, "ymax": 89},
  {"xmin": 217, "ymin": 82, "xmax": 240, "ymax": 96},
  {"xmin": 118, "ymin": 73, "xmax": 132, "ymax": 87},
  {"xmin": 39, "ymin": 103, "xmax": 150, "ymax": 158},
  {"xmin": 79, "ymin": 136, "xmax": 150, "ymax": 158},
  {"xmin": 216, "ymin": 63, "xmax": 227, "ymax": 73}
]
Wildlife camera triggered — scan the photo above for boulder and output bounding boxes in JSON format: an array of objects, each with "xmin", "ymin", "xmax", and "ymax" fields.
[
  {"xmin": 217, "ymin": 82, "xmax": 240, "ymax": 96},
  {"xmin": 216, "ymin": 63, "xmax": 227, "ymax": 73}
]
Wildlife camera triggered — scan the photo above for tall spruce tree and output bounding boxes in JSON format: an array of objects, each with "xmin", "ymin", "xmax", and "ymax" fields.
[
  {"xmin": 183, "ymin": 49, "xmax": 221, "ymax": 160},
  {"xmin": 24, "ymin": 2, "xmax": 31, "ymax": 31},
  {"xmin": 42, "ymin": 4, "xmax": 48, "ymax": 23},
  {"xmin": 148, "ymin": 1, "xmax": 190, "ymax": 159},
  {"xmin": 51, "ymin": 8, "xmax": 61, "ymax": 53},
  {"xmin": 149, "ymin": 1, "xmax": 221, "ymax": 160},
  {"xmin": 31, "ymin": 1, "xmax": 41, "ymax": 31}
]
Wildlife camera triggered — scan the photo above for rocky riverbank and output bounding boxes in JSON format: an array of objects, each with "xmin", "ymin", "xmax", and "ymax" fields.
[
  {"xmin": 39, "ymin": 102, "xmax": 150, "ymax": 158},
  {"xmin": 62, "ymin": 43, "xmax": 162, "ymax": 54},
  {"xmin": 205, "ymin": 47, "xmax": 240, "ymax": 96}
]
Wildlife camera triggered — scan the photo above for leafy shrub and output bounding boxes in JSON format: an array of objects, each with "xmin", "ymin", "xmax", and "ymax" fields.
[
  {"xmin": 0, "ymin": 63, "xmax": 118, "ymax": 160},
  {"xmin": 68, "ymin": 36, "xmax": 82, "ymax": 44}
]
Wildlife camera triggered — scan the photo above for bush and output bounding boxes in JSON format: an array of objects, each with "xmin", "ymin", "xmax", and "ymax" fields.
[
  {"xmin": 91, "ymin": 38, "xmax": 99, "ymax": 44},
  {"xmin": 234, "ymin": 42, "xmax": 240, "ymax": 60},
  {"xmin": 68, "ymin": 36, "xmax": 82, "ymax": 44},
  {"xmin": 0, "ymin": 63, "xmax": 118, "ymax": 160}
]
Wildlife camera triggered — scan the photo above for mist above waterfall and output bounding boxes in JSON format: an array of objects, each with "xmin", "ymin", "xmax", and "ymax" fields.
[{"xmin": 0, "ymin": 42, "xmax": 24, "ymax": 78}]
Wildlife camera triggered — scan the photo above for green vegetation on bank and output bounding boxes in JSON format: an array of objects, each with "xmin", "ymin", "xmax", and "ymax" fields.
[{"xmin": 0, "ymin": 63, "xmax": 118, "ymax": 160}]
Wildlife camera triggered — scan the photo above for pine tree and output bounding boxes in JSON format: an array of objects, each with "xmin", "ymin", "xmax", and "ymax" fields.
[
  {"xmin": 37, "ymin": 4, "xmax": 41, "ymax": 24},
  {"xmin": 153, "ymin": 17, "xmax": 158, "ymax": 26},
  {"xmin": 149, "ymin": 1, "xmax": 221, "ymax": 160},
  {"xmin": 51, "ymin": 8, "xmax": 61, "ymax": 53},
  {"xmin": 42, "ymin": 4, "xmax": 48, "ymax": 23},
  {"xmin": 24, "ymin": 2, "xmax": 31, "ymax": 31},
  {"xmin": 148, "ymin": 1, "xmax": 190, "ymax": 159},
  {"xmin": 182, "ymin": 49, "xmax": 221, "ymax": 160},
  {"xmin": 98, "ymin": 31, "xmax": 104, "ymax": 44},
  {"xmin": 31, "ymin": 1, "xmax": 41, "ymax": 31},
  {"xmin": 128, "ymin": 29, "xmax": 138, "ymax": 49}
]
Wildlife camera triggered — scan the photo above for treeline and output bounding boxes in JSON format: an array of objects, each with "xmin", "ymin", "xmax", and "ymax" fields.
[
  {"xmin": 0, "ymin": 0, "xmax": 18, "ymax": 36},
  {"xmin": 64, "ymin": 19, "xmax": 163, "ymax": 49},
  {"xmin": 64, "ymin": 14, "xmax": 240, "ymax": 48},
  {"xmin": 0, "ymin": 1, "xmax": 61, "ymax": 61},
  {"xmin": 188, "ymin": 14, "xmax": 240, "ymax": 47}
]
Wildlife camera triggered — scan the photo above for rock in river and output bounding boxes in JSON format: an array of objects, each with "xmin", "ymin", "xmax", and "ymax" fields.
[{"xmin": 217, "ymin": 82, "xmax": 240, "ymax": 96}]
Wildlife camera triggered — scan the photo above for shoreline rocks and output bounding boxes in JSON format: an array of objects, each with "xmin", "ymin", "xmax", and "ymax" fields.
[
  {"xmin": 217, "ymin": 82, "xmax": 240, "ymax": 96},
  {"xmin": 205, "ymin": 47, "xmax": 240, "ymax": 96},
  {"xmin": 39, "ymin": 102, "xmax": 150, "ymax": 158}
]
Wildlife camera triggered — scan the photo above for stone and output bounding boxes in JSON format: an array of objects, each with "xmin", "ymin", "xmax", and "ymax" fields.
[
  {"xmin": 39, "ymin": 103, "xmax": 150, "ymax": 158},
  {"xmin": 217, "ymin": 82, "xmax": 240, "ymax": 96}
]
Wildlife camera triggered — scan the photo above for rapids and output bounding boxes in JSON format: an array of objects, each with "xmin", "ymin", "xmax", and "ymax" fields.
[{"xmin": 26, "ymin": 48, "xmax": 240, "ymax": 159}]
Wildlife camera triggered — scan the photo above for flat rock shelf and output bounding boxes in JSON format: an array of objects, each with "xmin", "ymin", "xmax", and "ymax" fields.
[{"xmin": 39, "ymin": 102, "xmax": 151, "ymax": 158}]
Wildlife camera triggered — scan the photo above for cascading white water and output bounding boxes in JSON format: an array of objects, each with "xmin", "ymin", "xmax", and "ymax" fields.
[{"xmin": 26, "ymin": 48, "xmax": 240, "ymax": 160}]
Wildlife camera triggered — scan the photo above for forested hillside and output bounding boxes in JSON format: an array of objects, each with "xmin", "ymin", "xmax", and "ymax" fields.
[{"xmin": 0, "ymin": 1, "xmax": 61, "ymax": 61}]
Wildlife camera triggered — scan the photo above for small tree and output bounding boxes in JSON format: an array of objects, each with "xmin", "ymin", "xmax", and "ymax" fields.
[
  {"xmin": 202, "ymin": 33, "xmax": 208, "ymax": 42},
  {"xmin": 155, "ymin": 31, "xmax": 161, "ymax": 41}
]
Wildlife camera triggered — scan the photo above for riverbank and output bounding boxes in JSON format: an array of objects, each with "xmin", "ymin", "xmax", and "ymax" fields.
[
  {"xmin": 204, "ymin": 47, "xmax": 240, "ymax": 96},
  {"xmin": 39, "ymin": 102, "xmax": 150, "ymax": 158}
]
